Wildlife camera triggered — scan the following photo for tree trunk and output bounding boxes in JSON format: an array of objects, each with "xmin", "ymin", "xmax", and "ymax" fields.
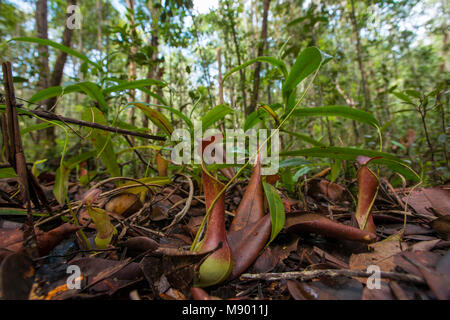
[
  {"xmin": 39, "ymin": 0, "xmax": 76, "ymax": 146},
  {"xmin": 349, "ymin": 0, "xmax": 371, "ymax": 111},
  {"xmin": 144, "ymin": 0, "xmax": 162, "ymax": 128},
  {"xmin": 249, "ymin": 0, "xmax": 270, "ymax": 115},
  {"xmin": 126, "ymin": 0, "xmax": 137, "ymax": 125},
  {"xmin": 96, "ymin": 0, "xmax": 102, "ymax": 51},
  {"xmin": 36, "ymin": 0, "xmax": 50, "ymax": 90},
  {"xmin": 225, "ymin": 0, "xmax": 248, "ymax": 115}
]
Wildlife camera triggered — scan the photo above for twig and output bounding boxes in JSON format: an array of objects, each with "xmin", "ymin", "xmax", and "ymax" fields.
[
  {"xmin": 11, "ymin": 107, "xmax": 166, "ymax": 141},
  {"xmin": 123, "ymin": 135, "xmax": 157, "ymax": 172},
  {"xmin": 163, "ymin": 174, "xmax": 194, "ymax": 231},
  {"xmin": 240, "ymin": 269, "xmax": 425, "ymax": 285}
]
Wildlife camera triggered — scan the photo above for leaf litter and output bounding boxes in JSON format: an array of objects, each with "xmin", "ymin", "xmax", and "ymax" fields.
[{"xmin": 0, "ymin": 158, "xmax": 449, "ymax": 300}]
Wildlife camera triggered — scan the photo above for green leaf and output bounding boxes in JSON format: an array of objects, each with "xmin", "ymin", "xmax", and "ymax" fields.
[
  {"xmin": 28, "ymin": 85, "xmax": 80, "ymax": 104},
  {"xmin": 281, "ymin": 168, "xmax": 295, "ymax": 194},
  {"xmin": 223, "ymin": 56, "xmax": 288, "ymax": 82},
  {"xmin": 82, "ymin": 108, "xmax": 121, "ymax": 177},
  {"xmin": 280, "ymin": 147, "xmax": 419, "ymax": 181},
  {"xmin": 282, "ymin": 47, "xmax": 332, "ymax": 104},
  {"xmin": 392, "ymin": 91, "xmax": 414, "ymax": 105},
  {"xmin": 136, "ymin": 87, "xmax": 168, "ymax": 105},
  {"xmin": 77, "ymin": 81, "xmax": 107, "ymax": 112},
  {"xmin": 102, "ymin": 79, "xmax": 166, "ymax": 95},
  {"xmin": 0, "ymin": 167, "xmax": 17, "ymax": 178},
  {"xmin": 21, "ymin": 122, "xmax": 55, "ymax": 135},
  {"xmin": 405, "ymin": 89, "xmax": 422, "ymax": 99},
  {"xmin": 53, "ymin": 165, "xmax": 70, "ymax": 205},
  {"xmin": 10, "ymin": 37, "xmax": 102, "ymax": 71},
  {"xmin": 244, "ymin": 110, "xmax": 265, "ymax": 131},
  {"xmin": 64, "ymin": 151, "xmax": 97, "ymax": 169},
  {"xmin": 0, "ymin": 208, "xmax": 48, "ymax": 217},
  {"xmin": 128, "ymin": 103, "xmax": 173, "ymax": 136},
  {"xmin": 263, "ymin": 182, "xmax": 286, "ymax": 245},
  {"xmin": 292, "ymin": 106, "xmax": 380, "ymax": 128},
  {"xmin": 279, "ymin": 158, "xmax": 312, "ymax": 168},
  {"xmin": 329, "ymin": 159, "xmax": 341, "ymax": 183},
  {"xmin": 157, "ymin": 105, "xmax": 193, "ymax": 133},
  {"xmin": 281, "ymin": 129, "xmax": 326, "ymax": 147},
  {"xmin": 201, "ymin": 104, "xmax": 234, "ymax": 131}
]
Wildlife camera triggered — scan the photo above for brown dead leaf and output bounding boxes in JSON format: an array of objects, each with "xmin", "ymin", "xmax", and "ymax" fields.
[
  {"xmin": 350, "ymin": 240, "xmax": 406, "ymax": 273},
  {"xmin": 430, "ymin": 215, "xmax": 450, "ymax": 240},
  {"xmin": 104, "ymin": 193, "xmax": 143, "ymax": 218}
]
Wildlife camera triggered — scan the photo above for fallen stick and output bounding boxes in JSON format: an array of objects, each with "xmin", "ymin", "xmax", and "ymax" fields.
[
  {"xmin": 10, "ymin": 106, "xmax": 166, "ymax": 141},
  {"xmin": 240, "ymin": 269, "xmax": 426, "ymax": 285}
]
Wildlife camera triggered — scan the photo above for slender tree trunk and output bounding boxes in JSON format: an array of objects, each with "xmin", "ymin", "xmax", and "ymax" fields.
[
  {"xmin": 36, "ymin": 0, "xmax": 50, "ymax": 91},
  {"xmin": 225, "ymin": 0, "xmax": 248, "ymax": 115},
  {"xmin": 96, "ymin": 0, "xmax": 102, "ymax": 52},
  {"xmin": 144, "ymin": 1, "xmax": 161, "ymax": 128},
  {"xmin": 40, "ymin": 0, "xmax": 77, "ymax": 146},
  {"xmin": 217, "ymin": 48, "xmax": 224, "ymax": 105},
  {"xmin": 349, "ymin": 0, "xmax": 371, "ymax": 111},
  {"xmin": 126, "ymin": 0, "xmax": 137, "ymax": 125},
  {"xmin": 249, "ymin": 0, "xmax": 270, "ymax": 115}
]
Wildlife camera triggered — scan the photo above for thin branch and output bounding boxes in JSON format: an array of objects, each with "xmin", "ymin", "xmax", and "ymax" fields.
[{"xmin": 240, "ymin": 269, "xmax": 425, "ymax": 285}]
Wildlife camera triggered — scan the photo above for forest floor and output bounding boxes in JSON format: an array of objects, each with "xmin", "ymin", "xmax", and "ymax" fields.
[{"xmin": 0, "ymin": 170, "xmax": 449, "ymax": 300}]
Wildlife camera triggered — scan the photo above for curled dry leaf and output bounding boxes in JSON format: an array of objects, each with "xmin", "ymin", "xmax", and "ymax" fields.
[
  {"xmin": 0, "ymin": 223, "xmax": 80, "ymax": 263},
  {"xmin": 285, "ymin": 213, "xmax": 376, "ymax": 243},
  {"xmin": 430, "ymin": 215, "xmax": 450, "ymax": 240},
  {"xmin": 104, "ymin": 192, "xmax": 143, "ymax": 218},
  {"xmin": 118, "ymin": 236, "xmax": 159, "ymax": 253},
  {"xmin": 308, "ymin": 179, "xmax": 346, "ymax": 202}
]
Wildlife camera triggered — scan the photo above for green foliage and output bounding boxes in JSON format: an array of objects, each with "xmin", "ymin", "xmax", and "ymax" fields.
[{"xmin": 263, "ymin": 181, "xmax": 286, "ymax": 245}]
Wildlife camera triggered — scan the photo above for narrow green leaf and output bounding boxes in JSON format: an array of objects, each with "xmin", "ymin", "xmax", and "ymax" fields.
[
  {"xmin": 392, "ymin": 91, "xmax": 414, "ymax": 105},
  {"xmin": 292, "ymin": 106, "xmax": 380, "ymax": 128},
  {"xmin": 77, "ymin": 81, "xmax": 107, "ymax": 112},
  {"xmin": 263, "ymin": 182, "xmax": 286, "ymax": 245},
  {"xmin": 128, "ymin": 102, "xmax": 173, "ymax": 136},
  {"xmin": 21, "ymin": 122, "xmax": 55, "ymax": 135},
  {"xmin": 280, "ymin": 147, "xmax": 419, "ymax": 181},
  {"xmin": 28, "ymin": 85, "xmax": 81, "ymax": 104},
  {"xmin": 201, "ymin": 104, "xmax": 234, "ymax": 131},
  {"xmin": 282, "ymin": 47, "xmax": 332, "ymax": 103},
  {"xmin": 82, "ymin": 108, "xmax": 120, "ymax": 177},
  {"xmin": 281, "ymin": 129, "xmax": 326, "ymax": 147},
  {"xmin": 0, "ymin": 167, "xmax": 17, "ymax": 178},
  {"xmin": 102, "ymin": 79, "xmax": 166, "ymax": 95},
  {"xmin": 10, "ymin": 37, "xmax": 102, "ymax": 70},
  {"xmin": 53, "ymin": 165, "xmax": 69, "ymax": 205},
  {"xmin": 223, "ymin": 56, "xmax": 288, "ymax": 82},
  {"xmin": 329, "ymin": 159, "xmax": 341, "ymax": 183}
]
